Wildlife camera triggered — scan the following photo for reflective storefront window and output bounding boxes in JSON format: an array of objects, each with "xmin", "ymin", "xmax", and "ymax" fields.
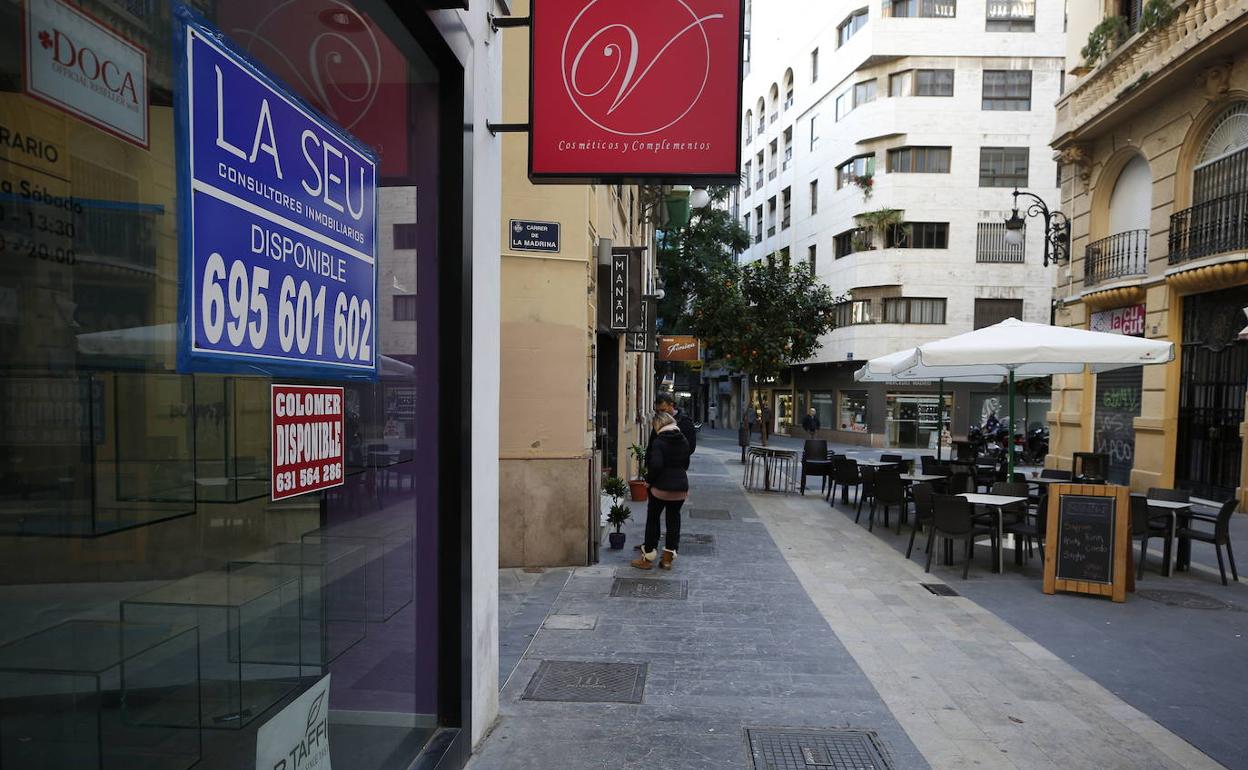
[
  {"xmin": 0, "ymin": 2, "xmax": 442, "ymax": 768},
  {"xmin": 838, "ymin": 390, "xmax": 868, "ymax": 433}
]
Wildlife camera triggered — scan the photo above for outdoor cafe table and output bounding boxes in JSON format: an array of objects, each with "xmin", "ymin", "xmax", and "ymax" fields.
[
  {"xmin": 959, "ymin": 493, "xmax": 1028, "ymax": 573},
  {"xmin": 745, "ymin": 445, "xmax": 798, "ymax": 493},
  {"xmin": 857, "ymin": 459, "xmax": 902, "ymax": 468},
  {"xmin": 900, "ymin": 473, "xmax": 944, "ymax": 484}
]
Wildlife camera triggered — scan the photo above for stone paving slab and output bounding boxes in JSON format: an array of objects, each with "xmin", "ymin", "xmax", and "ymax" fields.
[
  {"xmin": 469, "ymin": 441, "xmax": 928, "ymax": 770},
  {"xmin": 748, "ymin": 457, "xmax": 1227, "ymax": 770}
]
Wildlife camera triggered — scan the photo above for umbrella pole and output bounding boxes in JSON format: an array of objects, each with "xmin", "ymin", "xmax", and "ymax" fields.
[
  {"xmin": 937, "ymin": 378, "xmax": 945, "ymax": 461},
  {"xmin": 1007, "ymin": 369, "xmax": 1016, "ymax": 479}
]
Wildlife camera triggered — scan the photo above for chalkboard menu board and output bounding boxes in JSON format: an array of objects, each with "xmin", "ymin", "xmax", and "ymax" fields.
[
  {"xmin": 1043, "ymin": 484, "xmax": 1132, "ymax": 602},
  {"xmin": 1056, "ymin": 495, "xmax": 1115, "ymax": 584}
]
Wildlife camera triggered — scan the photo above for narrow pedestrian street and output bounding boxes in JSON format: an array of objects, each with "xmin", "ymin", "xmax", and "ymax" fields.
[{"xmin": 474, "ymin": 432, "xmax": 1246, "ymax": 769}]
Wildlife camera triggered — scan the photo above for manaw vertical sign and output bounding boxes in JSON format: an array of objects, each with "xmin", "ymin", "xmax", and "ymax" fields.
[
  {"xmin": 175, "ymin": 10, "xmax": 378, "ymax": 379},
  {"xmin": 529, "ymin": 0, "xmax": 745, "ymax": 181}
]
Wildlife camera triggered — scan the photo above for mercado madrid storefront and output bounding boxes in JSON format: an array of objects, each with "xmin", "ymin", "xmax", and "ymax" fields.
[{"xmin": 0, "ymin": 2, "xmax": 481, "ymax": 769}]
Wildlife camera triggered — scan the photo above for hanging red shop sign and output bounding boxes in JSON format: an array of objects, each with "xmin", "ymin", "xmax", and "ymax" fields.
[
  {"xmin": 529, "ymin": 0, "xmax": 745, "ymax": 183},
  {"xmin": 271, "ymin": 384, "xmax": 345, "ymax": 501},
  {"xmin": 658, "ymin": 335, "xmax": 701, "ymax": 362}
]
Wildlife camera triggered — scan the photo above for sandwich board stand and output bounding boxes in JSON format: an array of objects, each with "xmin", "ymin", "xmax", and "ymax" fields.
[{"xmin": 1043, "ymin": 484, "xmax": 1134, "ymax": 602}]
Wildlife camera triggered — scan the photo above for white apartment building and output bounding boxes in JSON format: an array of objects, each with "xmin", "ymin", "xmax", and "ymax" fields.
[{"xmin": 731, "ymin": 0, "xmax": 1065, "ymax": 449}]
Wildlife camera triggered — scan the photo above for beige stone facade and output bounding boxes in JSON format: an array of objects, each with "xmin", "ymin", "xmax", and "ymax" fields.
[
  {"xmin": 1052, "ymin": 0, "xmax": 1248, "ymax": 503},
  {"xmin": 497, "ymin": 0, "xmax": 657, "ymax": 567}
]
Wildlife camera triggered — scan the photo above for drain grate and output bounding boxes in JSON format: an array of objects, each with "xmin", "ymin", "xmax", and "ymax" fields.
[
  {"xmin": 610, "ymin": 577, "xmax": 689, "ymax": 600},
  {"xmin": 684, "ymin": 533, "xmax": 716, "ymax": 545},
  {"xmin": 921, "ymin": 583, "xmax": 959, "ymax": 597},
  {"xmin": 745, "ymin": 728, "xmax": 893, "ymax": 770},
  {"xmin": 522, "ymin": 660, "xmax": 647, "ymax": 703},
  {"xmin": 678, "ymin": 543, "xmax": 717, "ymax": 557},
  {"xmin": 1136, "ymin": 589, "xmax": 1236, "ymax": 611},
  {"xmin": 690, "ymin": 508, "xmax": 731, "ymax": 520}
]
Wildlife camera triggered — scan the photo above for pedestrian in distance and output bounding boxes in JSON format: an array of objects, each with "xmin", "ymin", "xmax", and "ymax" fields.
[
  {"xmin": 744, "ymin": 405, "xmax": 756, "ymax": 442},
  {"xmin": 760, "ymin": 402, "xmax": 773, "ymax": 446},
  {"xmin": 632, "ymin": 411, "xmax": 691, "ymax": 571},
  {"xmin": 708, "ymin": 403, "xmax": 718, "ymax": 429},
  {"xmin": 652, "ymin": 391, "xmax": 696, "ymax": 453},
  {"xmin": 801, "ymin": 407, "xmax": 820, "ymax": 438}
]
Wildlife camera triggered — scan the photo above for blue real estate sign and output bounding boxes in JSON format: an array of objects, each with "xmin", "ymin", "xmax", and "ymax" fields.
[{"xmin": 176, "ymin": 11, "xmax": 378, "ymax": 378}]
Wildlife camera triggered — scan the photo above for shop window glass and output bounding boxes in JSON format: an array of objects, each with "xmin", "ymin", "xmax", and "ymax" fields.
[
  {"xmin": 0, "ymin": 1, "xmax": 443, "ymax": 767},
  {"xmin": 839, "ymin": 390, "xmax": 869, "ymax": 433},
  {"xmin": 811, "ymin": 391, "xmax": 835, "ymax": 429}
]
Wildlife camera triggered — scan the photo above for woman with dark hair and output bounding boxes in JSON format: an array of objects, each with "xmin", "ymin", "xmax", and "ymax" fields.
[{"xmin": 631, "ymin": 411, "xmax": 691, "ymax": 571}]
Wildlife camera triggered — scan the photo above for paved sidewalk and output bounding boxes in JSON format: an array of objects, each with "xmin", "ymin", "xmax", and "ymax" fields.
[
  {"xmin": 469, "ymin": 441, "xmax": 927, "ymax": 769},
  {"xmin": 472, "ymin": 434, "xmax": 1236, "ymax": 769}
]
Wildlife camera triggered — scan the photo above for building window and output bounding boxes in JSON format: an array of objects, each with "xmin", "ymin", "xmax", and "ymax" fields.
[
  {"xmin": 743, "ymin": 161, "xmax": 752, "ymax": 194},
  {"xmin": 754, "ymin": 205, "xmax": 764, "ymax": 242},
  {"xmin": 976, "ymin": 222, "xmax": 1026, "ymax": 262},
  {"xmin": 890, "ymin": 0, "xmax": 957, "ymax": 17},
  {"xmin": 768, "ymin": 139, "xmax": 779, "ymax": 179},
  {"xmin": 883, "ymin": 297, "xmax": 947, "ymax": 324},
  {"xmin": 808, "ymin": 244, "xmax": 818, "ymax": 273},
  {"xmin": 982, "ymin": 70, "xmax": 1032, "ymax": 110},
  {"xmin": 756, "ymin": 151, "xmax": 765, "ymax": 188},
  {"xmin": 394, "ymin": 223, "xmax": 419, "ymax": 250},
  {"xmin": 810, "ymin": 180, "xmax": 819, "ymax": 214},
  {"xmin": 974, "ymin": 298, "xmax": 1024, "ymax": 328},
  {"xmin": 782, "ymin": 127, "xmax": 793, "ymax": 170},
  {"xmin": 781, "ymin": 187, "xmax": 792, "ymax": 229},
  {"xmin": 810, "ymin": 115, "xmax": 820, "ymax": 150},
  {"xmin": 833, "ymin": 300, "xmax": 873, "ymax": 326},
  {"xmin": 835, "ymin": 92, "xmax": 851, "ymax": 121},
  {"xmin": 743, "ymin": 212, "xmax": 752, "ymax": 238},
  {"xmin": 986, "ymin": 0, "xmax": 1036, "ymax": 30},
  {"xmin": 836, "ymin": 154, "xmax": 876, "ymax": 188},
  {"xmin": 889, "ymin": 71, "xmax": 911, "ymax": 97},
  {"xmin": 838, "ymin": 7, "xmax": 868, "ymax": 46},
  {"xmin": 887, "ymin": 146, "xmax": 951, "ymax": 173},
  {"xmin": 838, "ymin": 228, "xmax": 858, "ymax": 258},
  {"xmin": 888, "ymin": 222, "xmax": 949, "ymax": 248},
  {"xmin": 766, "ymin": 197, "xmax": 777, "ymax": 236},
  {"xmin": 853, "ymin": 79, "xmax": 877, "ymax": 107},
  {"xmin": 745, "ymin": 111, "xmax": 753, "ymax": 143},
  {"xmin": 979, "ymin": 147, "xmax": 1030, "ymax": 187},
  {"xmin": 394, "ymin": 294, "xmax": 418, "ymax": 321},
  {"xmin": 891, "ymin": 69, "xmax": 954, "ymax": 97},
  {"xmin": 811, "ymin": 48, "xmax": 820, "ymax": 82},
  {"xmin": 839, "ymin": 390, "xmax": 870, "ymax": 433}
]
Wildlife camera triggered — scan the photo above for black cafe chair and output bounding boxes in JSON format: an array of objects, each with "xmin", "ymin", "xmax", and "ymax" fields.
[
  {"xmin": 855, "ymin": 466, "xmax": 878, "ymax": 524},
  {"xmin": 830, "ymin": 457, "xmax": 861, "ymax": 505},
  {"xmin": 1177, "ymin": 498, "xmax": 1240, "ymax": 586},
  {"xmin": 907, "ymin": 483, "xmax": 936, "ymax": 560},
  {"xmin": 800, "ymin": 440, "xmax": 833, "ymax": 496},
  {"xmin": 926, "ymin": 494, "xmax": 996, "ymax": 580},
  {"xmin": 869, "ymin": 469, "xmax": 906, "ymax": 533},
  {"xmin": 1006, "ymin": 493, "xmax": 1048, "ymax": 565},
  {"xmin": 1131, "ymin": 495, "xmax": 1174, "ymax": 579}
]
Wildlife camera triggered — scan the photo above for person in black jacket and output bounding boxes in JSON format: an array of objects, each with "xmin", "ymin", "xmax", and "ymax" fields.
[
  {"xmin": 631, "ymin": 412, "xmax": 691, "ymax": 571},
  {"xmin": 652, "ymin": 392, "xmax": 696, "ymax": 453},
  {"xmin": 801, "ymin": 408, "xmax": 821, "ymax": 438}
]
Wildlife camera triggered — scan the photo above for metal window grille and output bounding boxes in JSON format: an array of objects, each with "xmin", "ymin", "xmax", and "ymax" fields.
[{"xmin": 976, "ymin": 222, "xmax": 1026, "ymax": 263}]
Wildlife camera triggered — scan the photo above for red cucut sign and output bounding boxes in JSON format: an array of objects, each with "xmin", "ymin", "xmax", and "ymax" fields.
[
  {"xmin": 529, "ymin": 0, "xmax": 745, "ymax": 182},
  {"xmin": 271, "ymin": 384, "xmax": 345, "ymax": 501}
]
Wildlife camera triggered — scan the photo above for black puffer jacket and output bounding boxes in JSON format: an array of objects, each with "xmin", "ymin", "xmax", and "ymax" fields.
[
  {"xmin": 645, "ymin": 428, "xmax": 691, "ymax": 492},
  {"xmin": 647, "ymin": 409, "xmax": 697, "ymax": 454}
]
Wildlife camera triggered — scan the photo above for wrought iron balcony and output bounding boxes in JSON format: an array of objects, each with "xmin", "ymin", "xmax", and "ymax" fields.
[
  {"xmin": 1169, "ymin": 192, "xmax": 1248, "ymax": 266},
  {"xmin": 1085, "ymin": 229, "xmax": 1148, "ymax": 285}
]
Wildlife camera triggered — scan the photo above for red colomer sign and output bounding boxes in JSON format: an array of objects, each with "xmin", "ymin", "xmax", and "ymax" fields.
[
  {"xmin": 529, "ymin": 0, "xmax": 745, "ymax": 182},
  {"xmin": 271, "ymin": 384, "xmax": 345, "ymax": 501}
]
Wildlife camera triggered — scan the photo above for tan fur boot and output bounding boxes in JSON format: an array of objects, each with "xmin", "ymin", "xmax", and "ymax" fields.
[
  {"xmin": 659, "ymin": 549, "xmax": 677, "ymax": 570},
  {"xmin": 631, "ymin": 548, "xmax": 657, "ymax": 570}
]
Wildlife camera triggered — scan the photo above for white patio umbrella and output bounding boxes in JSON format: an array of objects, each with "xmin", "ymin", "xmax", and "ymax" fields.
[
  {"xmin": 856, "ymin": 348, "xmax": 1038, "ymax": 460},
  {"xmin": 890, "ymin": 317, "xmax": 1174, "ymax": 475}
]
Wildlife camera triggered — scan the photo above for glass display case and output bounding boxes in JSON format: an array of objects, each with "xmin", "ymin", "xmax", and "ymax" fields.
[
  {"xmin": 303, "ymin": 515, "xmax": 413, "ymax": 623},
  {"xmin": 0, "ymin": 619, "xmax": 200, "ymax": 770},
  {"xmin": 121, "ymin": 569, "xmax": 301, "ymax": 729}
]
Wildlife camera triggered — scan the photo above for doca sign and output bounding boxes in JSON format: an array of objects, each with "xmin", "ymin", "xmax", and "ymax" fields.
[{"xmin": 529, "ymin": 0, "xmax": 744, "ymax": 182}]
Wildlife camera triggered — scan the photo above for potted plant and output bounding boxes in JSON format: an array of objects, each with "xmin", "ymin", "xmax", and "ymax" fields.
[
  {"xmin": 855, "ymin": 208, "xmax": 909, "ymax": 249},
  {"xmin": 850, "ymin": 173, "xmax": 874, "ymax": 200},
  {"xmin": 602, "ymin": 476, "xmax": 631, "ymax": 549},
  {"xmin": 627, "ymin": 444, "xmax": 649, "ymax": 501},
  {"xmin": 1080, "ymin": 15, "xmax": 1129, "ymax": 68}
]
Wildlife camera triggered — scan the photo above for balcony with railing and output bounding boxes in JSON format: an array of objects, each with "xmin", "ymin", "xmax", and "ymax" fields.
[
  {"xmin": 1085, "ymin": 229, "xmax": 1149, "ymax": 285},
  {"xmin": 1169, "ymin": 192, "xmax": 1248, "ymax": 266}
]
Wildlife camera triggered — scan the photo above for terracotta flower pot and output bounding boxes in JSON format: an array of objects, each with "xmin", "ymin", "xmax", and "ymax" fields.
[{"xmin": 628, "ymin": 479, "xmax": 649, "ymax": 501}]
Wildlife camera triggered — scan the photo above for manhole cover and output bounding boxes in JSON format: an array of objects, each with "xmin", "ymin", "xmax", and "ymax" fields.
[
  {"xmin": 610, "ymin": 577, "xmax": 688, "ymax": 600},
  {"xmin": 522, "ymin": 660, "xmax": 646, "ymax": 703},
  {"xmin": 1136, "ymin": 589, "xmax": 1235, "ymax": 610},
  {"xmin": 684, "ymin": 533, "xmax": 716, "ymax": 545},
  {"xmin": 921, "ymin": 583, "xmax": 959, "ymax": 597},
  {"xmin": 691, "ymin": 508, "xmax": 731, "ymax": 520},
  {"xmin": 745, "ymin": 728, "xmax": 893, "ymax": 770},
  {"xmin": 678, "ymin": 543, "xmax": 716, "ymax": 556}
]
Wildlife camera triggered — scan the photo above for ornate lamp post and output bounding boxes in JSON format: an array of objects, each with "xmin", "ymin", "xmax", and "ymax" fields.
[{"xmin": 1003, "ymin": 188, "xmax": 1071, "ymax": 268}]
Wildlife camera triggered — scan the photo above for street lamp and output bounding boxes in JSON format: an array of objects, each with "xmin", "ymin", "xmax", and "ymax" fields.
[{"xmin": 1003, "ymin": 188, "xmax": 1071, "ymax": 267}]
